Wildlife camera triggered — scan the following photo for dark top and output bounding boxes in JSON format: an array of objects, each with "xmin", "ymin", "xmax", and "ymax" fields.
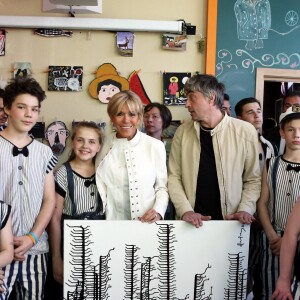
[{"xmin": 194, "ymin": 127, "xmax": 223, "ymax": 220}]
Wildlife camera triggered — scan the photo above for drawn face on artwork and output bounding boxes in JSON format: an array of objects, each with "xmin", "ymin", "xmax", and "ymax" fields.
[
  {"xmin": 98, "ymin": 84, "xmax": 121, "ymax": 104},
  {"xmin": 45, "ymin": 122, "xmax": 69, "ymax": 155}
]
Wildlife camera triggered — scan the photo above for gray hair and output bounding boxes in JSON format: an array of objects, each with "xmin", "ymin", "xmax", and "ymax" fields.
[{"xmin": 184, "ymin": 74, "xmax": 225, "ymax": 110}]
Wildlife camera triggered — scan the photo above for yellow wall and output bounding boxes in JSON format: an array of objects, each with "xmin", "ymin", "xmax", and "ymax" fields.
[{"xmin": 0, "ymin": 0, "xmax": 207, "ymax": 163}]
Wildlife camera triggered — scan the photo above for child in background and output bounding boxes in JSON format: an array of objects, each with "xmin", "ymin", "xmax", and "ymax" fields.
[
  {"xmin": 0, "ymin": 77, "xmax": 57, "ymax": 300},
  {"xmin": 47, "ymin": 121, "xmax": 103, "ymax": 299},
  {"xmin": 258, "ymin": 105, "xmax": 300, "ymax": 299},
  {"xmin": 272, "ymin": 198, "xmax": 300, "ymax": 299}
]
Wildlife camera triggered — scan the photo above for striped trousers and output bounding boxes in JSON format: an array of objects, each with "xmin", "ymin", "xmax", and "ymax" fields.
[
  {"xmin": 0, "ymin": 253, "xmax": 48, "ymax": 300},
  {"xmin": 261, "ymin": 231, "xmax": 284, "ymax": 300}
]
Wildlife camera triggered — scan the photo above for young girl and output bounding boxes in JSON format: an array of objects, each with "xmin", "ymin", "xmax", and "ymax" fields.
[{"xmin": 46, "ymin": 121, "xmax": 103, "ymax": 298}]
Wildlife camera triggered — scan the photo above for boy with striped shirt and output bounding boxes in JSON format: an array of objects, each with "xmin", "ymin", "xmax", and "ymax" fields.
[
  {"xmin": 0, "ymin": 77, "xmax": 57, "ymax": 300},
  {"xmin": 258, "ymin": 105, "xmax": 300, "ymax": 299}
]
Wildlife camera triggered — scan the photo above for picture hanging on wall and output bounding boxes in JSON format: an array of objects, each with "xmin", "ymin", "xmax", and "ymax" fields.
[
  {"xmin": 48, "ymin": 66, "xmax": 83, "ymax": 91},
  {"xmin": 116, "ymin": 32, "xmax": 134, "ymax": 57},
  {"xmin": 128, "ymin": 70, "xmax": 151, "ymax": 105},
  {"xmin": 0, "ymin": 30, "xmax": 6, "ymax": 56},
  {"xmin": 29, "ymin": 122, "xmax": 45, "ymax": 139},
  {"xmin": 162, "ymin": 34, "xmax": 187, "ymax": 51},
  {"xmin": 163, "ymin": 72, "xmax": 191, "ymax": 105},
  {"xmin": 89, "ymin": 63, "xmax": 129, "ymax": 104},
  {"xmin": 45, "ymin": 121, "xmax": 70, "ymax": 156},
  {"xmin": 13, "ymin": 62, "xmax": 31, "ymax": 78}
]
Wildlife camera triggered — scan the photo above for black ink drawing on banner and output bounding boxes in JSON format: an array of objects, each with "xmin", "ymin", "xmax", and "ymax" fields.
[
  {"xmin": 163, "ymin": 72, "xmax": 191, "ymax": 106},
  {"xmin": 117, "ymin": 32, "xmax": 134, "ymax": 57},
  {"xmin": 48, "ymin": 66, "xmax": 83, "ymax": 91},
  {"xmin": 64, "ymin": 221, "xmax": 249, "ymax": 299}
]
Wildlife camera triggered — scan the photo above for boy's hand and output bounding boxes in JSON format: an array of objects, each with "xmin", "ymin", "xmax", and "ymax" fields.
[
  {"xmin": 272, "ymin": 277, "xmax": 293, "ymax": 299},
  {"xmin": 269, "ymin": 236, "xmax": 282, "ymax": 256},
  {"xmin": 13, "ymin": 236, "xmax": 34, "ymax": 261},
  {"xmin": 53, "ymin": 257, "xmax": 64, "ymax": 285}
]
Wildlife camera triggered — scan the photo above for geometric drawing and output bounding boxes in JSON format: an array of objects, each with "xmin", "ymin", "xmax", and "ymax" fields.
[
  {"xmin": 88, "ymin": 63, "xmax": 129, "ymax": 104},
  {"xmin": 162, "ymin": 34, "xmax": 187, "ymax": 51},
  {"xmin": 64, "ymin": 220, "xmax": 250, "ymax": 299},
  {"xmin": 48, "ymin": 66, "xmax": 83, "ymax": 91},
  {"xmin": 234, "ymin": 0, "xmax": 271, "ymax": 50},
  {"xmin": 116, "ymin": 31, "xmax": 134, "ymax": 57},
  {"xmin": 13, "ymin": 62, "xmax": 31, "ymax": 78},
  {"xmin": 0, "ymin": 29, "xmax": 6, "ymax": 56},
  {"xmin": 285, "ymin": 10, "xmax": 299, "ymax": 26},
  {"xmin": 128, "ymin": 70, "xmax": 151, "ymax": 105},
  {"xmin": 163, "ymin": 72, "xmax": 191, "ymax": 106}
]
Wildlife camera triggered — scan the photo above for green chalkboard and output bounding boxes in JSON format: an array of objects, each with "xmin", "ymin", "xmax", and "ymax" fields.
[{"xmin": 215, "ymin": 0, "xmax": 300, "ymax": 115}]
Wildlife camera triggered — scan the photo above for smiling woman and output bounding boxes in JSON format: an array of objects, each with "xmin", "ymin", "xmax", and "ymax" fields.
[{"xmin": 95, "ymin": 90, "xmax": 169, "ymax": 222}]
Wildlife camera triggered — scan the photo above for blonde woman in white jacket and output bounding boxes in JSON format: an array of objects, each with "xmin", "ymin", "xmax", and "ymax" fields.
[{"xmin": 95, "ymin": 90, "xmax": 168, "ymax": 222}]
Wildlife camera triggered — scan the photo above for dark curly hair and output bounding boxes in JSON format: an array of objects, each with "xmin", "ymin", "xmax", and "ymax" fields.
[{"xmin": 3, "ymin": 77, "xmax": 46, "ymax": 109}]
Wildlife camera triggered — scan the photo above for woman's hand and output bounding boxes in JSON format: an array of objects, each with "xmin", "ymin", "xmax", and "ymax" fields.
[{"xmin": 139, "ymin": 209, "xmax": 161, "ymax": 223}]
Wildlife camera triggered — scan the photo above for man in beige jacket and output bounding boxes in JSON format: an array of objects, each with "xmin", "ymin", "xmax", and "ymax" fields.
[{"xmin": 168, "ymin": 74, "xmax": 261, "ymax": 227}]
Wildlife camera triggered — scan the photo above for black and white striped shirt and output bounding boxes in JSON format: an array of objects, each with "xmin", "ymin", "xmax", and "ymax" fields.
[
  {"xmin": 55, "ymin": 165, "xmax": 100, "ymax": 216},
  {"xmin": 267, "ymin": 156, "xmax": 300, "ymax": 231},
  {"xmin": 0, "ymin": 136, "xmax": 57, "ymax": 254}
]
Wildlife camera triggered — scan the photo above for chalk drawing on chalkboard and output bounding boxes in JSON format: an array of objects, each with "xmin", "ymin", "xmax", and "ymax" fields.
[
  {"xmin": 234, "ymin": 0, "xmax": 271, "ymax": 50},
  {"xmin": 216, "ymin": 49, "xmax": 238, "ymax": 77},
  {"xmin": 285, "ymin": 11, "xmax": 299, "ymax": 26},
  {"xmin": 236, "ymin": 49, "xmax": 300, "ymax": 71}
]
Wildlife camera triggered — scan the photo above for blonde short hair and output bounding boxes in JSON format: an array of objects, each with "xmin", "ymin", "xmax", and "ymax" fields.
[{"xmin": 107, "ymin": 90, "xmax": 144, "ymax": 121}]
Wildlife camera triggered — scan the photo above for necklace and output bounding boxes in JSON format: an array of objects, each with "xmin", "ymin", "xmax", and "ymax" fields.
[{"xmin": 199, "ymin": 123, "xmax": 213, "ymax": 132}]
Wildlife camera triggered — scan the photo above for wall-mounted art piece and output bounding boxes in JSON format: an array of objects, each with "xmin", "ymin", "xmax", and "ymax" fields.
[
  {"xmin": 116, "ymin": 31, "xmax": 134, "ymax": 57},
  {"xmin": 89, "ymin": 63, "xmax": 129, "ymax": 104},
  {"xmin": 48, "ymin": 66, "xmax": 83, "ymax": 91},
  {"xmin": 64, "ymin": 220, "xmax": 250, "ymax": 300},
  {"xmin": 13, "ymin": 62, "xmax": 31, "ymax": 78},
  {"xmin": 29, "ymin": 122, "xmax": 45, "ymax": 139},
  {"xmin": 163, "ymin": 72, "xmax": 191, "ymax": 105},
  {"xmin": 0, "ymin": 30, "xmax": 6, "ymax": 56},
  {"xmin": 128, "ymin": 70, "xmax": 151, "ymax": 105},
  {"xmin": 45, "ymin": 121, "xmax": 70, "ymax": 156},
  {"xmin": 162, "ymin": 34, "xmax": 187, "ymax": 51}
]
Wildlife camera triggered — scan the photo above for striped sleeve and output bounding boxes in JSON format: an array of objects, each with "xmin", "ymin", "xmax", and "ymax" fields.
[
  {"xmin": 46, "ymin": 154, "xmax": 58, "ymax": 174},
  {"xmin": 55, "ymin": 165, "xmax": 68, "ymax": 198},
  {"xmin": 0, "ymin": 201, "xmax": 11, "ymax": 229}
]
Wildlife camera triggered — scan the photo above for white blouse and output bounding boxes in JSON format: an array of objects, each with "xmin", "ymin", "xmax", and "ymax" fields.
[{"xmin": 96, "ymin": 130, "xmax": 168, "ymax": 220}]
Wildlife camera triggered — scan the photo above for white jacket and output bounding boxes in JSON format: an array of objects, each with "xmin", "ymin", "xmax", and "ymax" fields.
[{"xmin": 95, "ymin": 130, "xmax": 168, "ymax": 220}]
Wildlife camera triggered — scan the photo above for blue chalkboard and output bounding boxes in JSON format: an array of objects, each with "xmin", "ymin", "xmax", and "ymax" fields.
[{"xmin": 216, "ymin": 0, "xmax": 300, "ymax": 115}]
